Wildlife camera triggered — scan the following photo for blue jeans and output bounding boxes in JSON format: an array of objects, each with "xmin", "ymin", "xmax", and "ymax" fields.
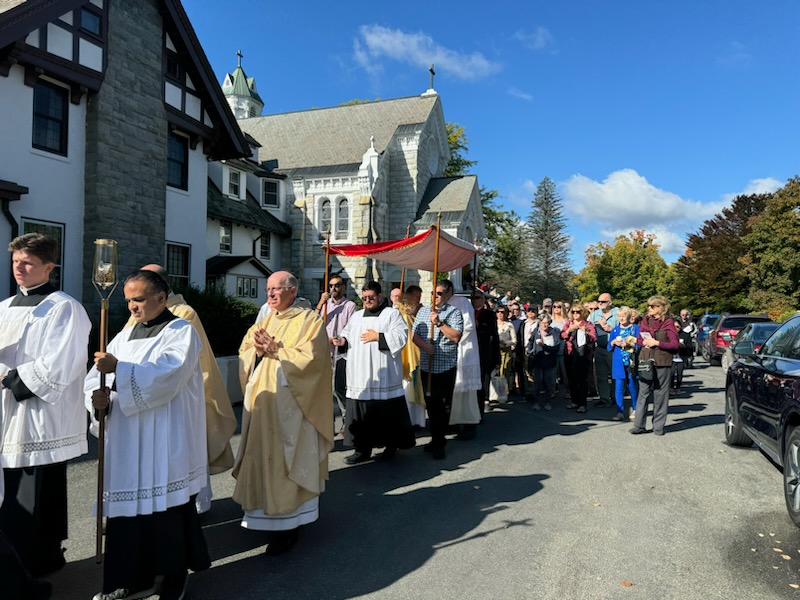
[{"xmin": 613, "ymin": 365, "xmax": 638, "ymax": 413}]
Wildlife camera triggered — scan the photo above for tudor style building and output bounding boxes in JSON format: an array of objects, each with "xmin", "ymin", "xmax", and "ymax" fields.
[{"xmin": 0, "ymin": 0, "xmax": 249, "ymax": 309}]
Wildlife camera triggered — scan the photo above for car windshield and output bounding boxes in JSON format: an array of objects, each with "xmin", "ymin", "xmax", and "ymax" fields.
[
  {"xmin": 720, "ymin": 317, "xmax": 769, "ymax": 330},
  {"xmin": 752, "ymin": 324, "xmax": 781, "ymax": 342},
  {"xmin": 703, "ymin": 316, "xmax": 719, "ymax": 327}
]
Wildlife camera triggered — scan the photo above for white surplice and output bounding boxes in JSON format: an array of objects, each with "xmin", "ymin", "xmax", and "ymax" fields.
[
  {"xmin": 84, "ymin": 318, "xmax": 208, "ymax": 518},
  {"xmin": 341, "ymin": 306, "xmax": 407, "ymax": 400},
  {"xmin": 0, "ymin": 290, "xmax": 91, "ymax": 468},
  {"xmin": 449, "ymin": 296, "xmax": 482, "ymax": 425}
]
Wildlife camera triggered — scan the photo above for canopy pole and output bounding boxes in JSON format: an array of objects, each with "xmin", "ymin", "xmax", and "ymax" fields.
[
  {"xmin": 426, "ymin": 214, "xmax": 442, "ymax": 397},
  {"xmin": 399, "ymin": 224, "xmax": 411, "ymax": 293},
  {"xmin": 323, "ymin": 229, "xmax": 331, "ymax": 324}
]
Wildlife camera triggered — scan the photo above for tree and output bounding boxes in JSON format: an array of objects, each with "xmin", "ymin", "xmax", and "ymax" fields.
[
  {"xmin": 741, "ymin": 178, "xmax": 800, "ymax": 317},
  {"xmin": 573, "ymin": 230, "xmax": 668, "ymax": 309},
  {"xmin": 444, "ymin": 122, "xmax": 477, "ymax": 177},
  {"xmin": 670, "ymin": 193, "xmax": 769, "ymax": 313},
  {"xmin": 525, "ymin": 177, "xmax": 573, "ymax": 301}
]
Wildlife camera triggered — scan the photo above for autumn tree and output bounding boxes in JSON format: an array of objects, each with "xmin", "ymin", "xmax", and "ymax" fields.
[
  {"xmin": 670, "ymin": 192, "xmax": 769, "ymax": 313},
  {"xmin": 525, "ymin": 177, "xmax": 572, "ymax": 301},
  {"xmin": 741, "ymin": 178, "xmax": 800, "ymax": 317},
  {"xmin": 573, "ymin": 230, "xmax": 668, "ymax": 309}
]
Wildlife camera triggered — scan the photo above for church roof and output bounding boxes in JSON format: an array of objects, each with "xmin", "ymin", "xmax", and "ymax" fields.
[
  {"xmin": 237, "ymin": 94, "xmax": 441, "ymax": 171},
  {"xmin": 222, "ymin": 63, "xmax": 264, "ymax": 105},
  {"xmin": 207, "ymin": 179, "xmax": 291, "ymax": 237},
  {"xmin": 206, "ymin": 255, "xmax": 272, "ymax": 277},
  {"xmin": 416, "ymin": 175, "xmax": 478, "ymax": 221}
]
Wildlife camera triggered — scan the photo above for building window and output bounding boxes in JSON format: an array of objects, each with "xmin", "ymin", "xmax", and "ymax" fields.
[
  {"xmin": 319, "ymin": 198, "xmax": 331, "ymax": 238},
  {"xmin": 21, "ymin": 219, "xmax": 64, "ymax": 289},
  {"xmin": 166, "ymin": 243, "xmax": 190, "ymax": 290},
  {"xmin": 336, "ymin": 198, "xmax": 349, "ymax": 241},
  {"xmin": 32, "ymin": 81, "xmax": 68, "ymax": 155},
  {"xmin": 167, "ymin": 131, "xmax": 189, "ymax": 190},
  {"xmin": 79, "ymin": 7, "xmax": 101, "ymax": 36},
  {"xmin": 236, "ymin": 276, "xmax": 258, "ymax": 298},
  {"xmin": 165, "ymin": 51, "xmax": 183, "ymax": 82},
  {"xmin": 228, "ymin": 169, "xmax": 241, "ymax": 198},
  {"xmin": 263, "ymin": 180, "xmax": 279, "ymax": 207},
  {"xmin": 259, "ymin": 232, "xmax": 270, "ymax": 260},
  {"xmin": 219, "ymin": 221, "xmax": 232, "ymax": 253}
]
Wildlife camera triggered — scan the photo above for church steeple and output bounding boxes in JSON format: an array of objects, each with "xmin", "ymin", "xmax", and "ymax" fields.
[{"xmin": 221, "ymin": 50, "xmax": 264, "ymax": 119}]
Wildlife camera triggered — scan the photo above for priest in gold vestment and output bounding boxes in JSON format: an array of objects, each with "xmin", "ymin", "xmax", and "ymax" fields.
[{"xmin": 233, "ymin": 271, "xmax": 333, "ymax": 555}]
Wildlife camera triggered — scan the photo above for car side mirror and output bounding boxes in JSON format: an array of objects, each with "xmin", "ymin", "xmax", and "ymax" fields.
[{"xmin": 733, "ymin": 340, "xmax": 756, "ymax": 356}]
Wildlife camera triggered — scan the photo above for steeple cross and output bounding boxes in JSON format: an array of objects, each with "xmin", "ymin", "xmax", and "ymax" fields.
[
  {"xmin": 237, "ymin": 49, "xmax": 243, "ymax": 68},
  {"xmin": 429, "ymin": 64, "xmax": 435, "ymax": 89}
]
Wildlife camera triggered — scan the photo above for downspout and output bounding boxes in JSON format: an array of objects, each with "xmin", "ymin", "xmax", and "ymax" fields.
[{"xmin": 2, "ymin": 199, "xmax": 19, "ymax": 296}]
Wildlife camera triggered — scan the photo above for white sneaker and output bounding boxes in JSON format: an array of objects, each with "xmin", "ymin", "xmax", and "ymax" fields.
[{"xmin": 629, "ymin": 411, "xmax": 636, "ymax": 421}]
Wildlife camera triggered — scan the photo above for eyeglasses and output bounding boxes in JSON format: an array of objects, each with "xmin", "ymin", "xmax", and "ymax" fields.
[
  {"xmin": 570, "ymin": 310, "xmax": 582, "ymax": 314},
  {"xmin": 554, "ymin": 304, "xmax": 562, "ymax": 308},
  {"xmin": 598, "ymin": 300, "xmax": 610, "ymax": 304},
  {"xmin": 436, "ymin": 291, "xmax": 449, "ymax": 297},
  {"xmin": 362, "ymin": 295, "xmax": 377, "ymax": 302},
  {"xmin": 267, "ymin": 286, "xmax": 294, "ymax": 294},
  {"xmin": 329, "ymin": 283, "xmax": 342, "ymax": 288}
]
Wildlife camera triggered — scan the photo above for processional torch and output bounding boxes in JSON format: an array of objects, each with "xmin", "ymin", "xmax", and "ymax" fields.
[{"xmin": 91, "ymin": 239, "xmax": 119, "ymax": 563}]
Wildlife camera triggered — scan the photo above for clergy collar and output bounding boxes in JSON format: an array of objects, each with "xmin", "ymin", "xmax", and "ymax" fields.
[
  {"xmin": 365, "ymin": 303, "xmax": 387, "ymax": 316},
  {"xmin": 19, "ymin": 281, "xmax": 57, "ymax": 297},
  {"xmin": 139, "ymin": 308, "xmax": 175, "ymax": 328}
]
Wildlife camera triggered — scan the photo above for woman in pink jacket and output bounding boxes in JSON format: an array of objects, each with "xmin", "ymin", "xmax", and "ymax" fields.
[{"xmin": 630, "ymin": 295, "xmax": 680, "ymax": 436}]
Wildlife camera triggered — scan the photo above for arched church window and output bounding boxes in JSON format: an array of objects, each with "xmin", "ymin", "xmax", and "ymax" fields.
[
  {"xmin": 320, "ymin": 198, "xmax": 331, "ymax": 237},
  {"xmin": 336, "ymin": 198, "xmax": 349, "ymax": 240}
]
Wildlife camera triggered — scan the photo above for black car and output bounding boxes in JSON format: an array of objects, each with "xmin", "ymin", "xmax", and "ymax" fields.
[
  {"xmin": 725, "ymin": 314, "xmax": 800, "ymax": 526},
  {"xmin": 720, "ymin": 321, "xmax": 779, "ymax": 374},
  {"xmin": 703, "ymin": 313, "xmax": 772, "ymax": 365}
]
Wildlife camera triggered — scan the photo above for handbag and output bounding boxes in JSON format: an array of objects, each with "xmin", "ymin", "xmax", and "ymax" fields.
[
  {"xmin": 637, "ymin": 358, "xmax": 655, "ymax": 381},
  {"xmin": 489, "ymin": 370, "xmax": 508, "ymax": 403}
]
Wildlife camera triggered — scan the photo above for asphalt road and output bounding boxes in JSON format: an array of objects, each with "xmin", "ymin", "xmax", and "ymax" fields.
[{"xmin": 50, "ymin": 358, "xmax": 800, "ymax": 599}]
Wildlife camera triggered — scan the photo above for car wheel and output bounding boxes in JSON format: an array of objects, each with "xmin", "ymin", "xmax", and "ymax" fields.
[
  {"xmin": 784, "ymin": 427, "xmax": 800, "ymax": 527},
  {"xmin": 725, "ymin": 384, "xmax": 751, "ymax": 447},
  {"xmin": 701, "ymin": 343, "xmax": 711, "ymax": 362}
]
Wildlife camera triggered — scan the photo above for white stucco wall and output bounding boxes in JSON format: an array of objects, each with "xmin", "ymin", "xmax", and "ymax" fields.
[
  {"xmin": 0, "ymin": 65, "xmax": 86, "ymax": 299},
  {"xmin": 165, "ymin": 140, "xmax": 207, "ymax": 287}
]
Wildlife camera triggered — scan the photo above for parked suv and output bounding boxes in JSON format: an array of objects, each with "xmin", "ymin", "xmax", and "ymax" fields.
[
  {"xmin": 703, "ymin": 313, "xmax": 771, "ymax": 365},
  {"xmin": 725, "ymin": 314, "xmax": 800, "ymax": 527},
  {"xmin": 696, "ymin": 314, "xmax": 719, "ymax": 355}
]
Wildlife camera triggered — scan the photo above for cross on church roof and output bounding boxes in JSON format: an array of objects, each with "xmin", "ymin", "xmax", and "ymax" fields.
[
  {"xmin": 429, "ymin": 64, "xmax": 435, "ymax": 89},
  {"xmin": 237, "ymin": 49, "xmax": 243, "ymax": 68}
]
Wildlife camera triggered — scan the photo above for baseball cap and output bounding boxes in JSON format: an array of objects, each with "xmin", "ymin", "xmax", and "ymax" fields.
[{"xmin": 542, "ymin": 298, "xmax": 553, "ymax": 306}]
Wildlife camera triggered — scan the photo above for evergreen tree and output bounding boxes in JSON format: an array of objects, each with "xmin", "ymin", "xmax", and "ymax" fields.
[{"xmin": 526, "ymin": 177, "xmax": 572, "ymax": 300}]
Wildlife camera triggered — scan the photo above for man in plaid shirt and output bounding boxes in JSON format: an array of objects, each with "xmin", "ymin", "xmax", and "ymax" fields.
[{"xmin": 412, "ymin": 280, "xmax": 463, "ymax": 459}]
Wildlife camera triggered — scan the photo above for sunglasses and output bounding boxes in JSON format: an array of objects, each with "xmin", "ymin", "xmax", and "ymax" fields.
[
  {"xmin": 362, "ymin": 295, "xmax": 377, "ymax": 301},
  {"xmin": 598, "ymin": 300, "xmax": 609, "ymax": 304},
  {"xmin": 554, "ymin": 304, "xmax": 562, "ymax": 308},
  {"xmin": 570, "ymin": 310, "xmax": 582, "ymax": 314},
  {"xmin": 329, "ymin": 283, "xmax": 342, "ymax": 288}
]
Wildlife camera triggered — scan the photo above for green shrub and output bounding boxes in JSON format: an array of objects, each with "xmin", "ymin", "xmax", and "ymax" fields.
[{"xmin": 176, "ymin": 284, "xmax": 259, "ymax": 356}]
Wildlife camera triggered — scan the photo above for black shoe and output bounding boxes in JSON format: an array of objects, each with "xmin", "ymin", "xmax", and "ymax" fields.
[
  {"xmin": 653, "ymin": 430, "xmax": 665, "ymax": 436},
  {"xmin": 26, "ymin": 578, "xmax": 52, "ymax": 600},
  {"xmin": 157, "ymin": 572, "xmax": 188, "ymax": 600},
  {"xmin": 423, "ymin": 442, "xmax": 433, "ymax": 453},
  {"xmin": 593, "ymin": 400, "xmax": 609, "ymax": 408},
  {"xmin": 432, "ymin": 446, "xmax": 446, "ymax": 460},
  {"xmin": 344, "ymin": 451, "xmax": 371, "ymax": 465},
  {"xmin": 379, "ymin": 447, "xmax": 397, "ymax": 460},
  {"xmin": 629, "ymin": 427, "xmax": 647, "ymax": 435},
  {"xmin": 265, "ymin": 529, "xmax": 298, "ymax": 556}
]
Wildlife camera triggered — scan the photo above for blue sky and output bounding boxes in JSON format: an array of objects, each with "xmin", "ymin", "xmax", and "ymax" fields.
[{"xmin": 184, "ymin": 0, "xmax": 800, "ymax": 269}]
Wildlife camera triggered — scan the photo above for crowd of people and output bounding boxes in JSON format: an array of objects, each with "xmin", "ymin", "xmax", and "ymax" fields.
[{"xmin": 0, "ymin": 232, "xmax": 703, "ymax": 600}]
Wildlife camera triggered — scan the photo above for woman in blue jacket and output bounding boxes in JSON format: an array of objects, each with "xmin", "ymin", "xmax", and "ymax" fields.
[{"xmin": 608, "ymin": 306, "xmax": 639, "ymax": 421}]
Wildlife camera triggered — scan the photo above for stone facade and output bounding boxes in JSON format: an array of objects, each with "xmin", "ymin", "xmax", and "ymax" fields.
[{"xmin": 83, "ymin": 0, "xmax": 167, "ymax": 312}]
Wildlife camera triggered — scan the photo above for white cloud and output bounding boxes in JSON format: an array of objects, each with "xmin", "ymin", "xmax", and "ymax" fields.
[
  {"xmin": 507, "ymin": 86, "xmax": 533, "ymax": 101},
  {"xmin": 513, "ymin": 27, "xmax": 555, "ymax": 51},
  {"xmin": 717, "ymin": 41, "xmax": 753, "ymax": 69},
  {"xmin": 561, "ymin": 169, "xmax": 716, "ymax": 229},
  {"xmin": 600, "ymin": 225, "xmax": 687, "ymax": 255},
  {"xmin": 720, "ymin": 177, "xmax": 784, "ymax": 203},
  {"xmin": 354, "ymin": 25, "xmax": 501, "ymax": 81}
]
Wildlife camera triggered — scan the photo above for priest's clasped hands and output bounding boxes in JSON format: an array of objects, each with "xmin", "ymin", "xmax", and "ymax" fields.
[{"xmin": 254, "ymin": 328, "xmax": 283, "ymax": 359}]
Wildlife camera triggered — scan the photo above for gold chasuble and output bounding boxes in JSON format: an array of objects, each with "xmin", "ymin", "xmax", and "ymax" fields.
[
  {"xmin": 233, "ymin": 306, "xmax": 333, "ymax": 515},
  {"xmin": 125, "ymin": 294, "xmax": 237, "ymax": 473},
  {"xmin": 398, "ymin": 304, "xmax": 425, "ymax": 406}
]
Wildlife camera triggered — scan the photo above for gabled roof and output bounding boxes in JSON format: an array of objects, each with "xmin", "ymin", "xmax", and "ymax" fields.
[
  {"xmin": 237, "ymin": 94, "xmax": 441, "ymax": 170},
  {"xmin": 206, "ymin": 255, "xmax": 271, "ymax": 277},
  {"xmin": 0, "ymin": 0, "xmax": 87, "ymax": 47},
  {"xmin": 222, "ymin": 61, "xmax": 263, "ymax": 105},
  {"xmin": 207, "ymin": 179, "xmax": 291, "ymax": 237},
  {"xmin": 416, "ymin": 175, "xmax": 478, "ymax": 221}
]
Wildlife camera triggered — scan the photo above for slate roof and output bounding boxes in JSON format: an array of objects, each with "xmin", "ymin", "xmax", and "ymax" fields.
[
  {"xmin": 206, "ymin": 255, "xmax": 271, "ymax": 277},
  {"xmin": 415, "ymin": 175, "xmax": 478, "ymax": 221},
  {"xmin": 207, "ymin": 179, "xmax": 291, "ymax": 236},
  {"xmin": 237, "ymin": 94, "xmax": 440, "ymax": 171}
]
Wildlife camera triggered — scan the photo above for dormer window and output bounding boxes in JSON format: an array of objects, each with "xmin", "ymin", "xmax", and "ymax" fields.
[
  {"xmin": 166, "ymin": 51, "xmax": 183, "ymax": 82},
  {"xmin": 262, "ymin": 180, "xmax": 278, "ymax": 207},
  {"xmin": 223, "ymin": 166, "xmax": 245, "ymax": 200}
]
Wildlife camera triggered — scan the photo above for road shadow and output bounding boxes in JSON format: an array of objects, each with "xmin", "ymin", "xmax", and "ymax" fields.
[{"xmin": 190, "ymin": 473, "xmax": 548, "ymax": 599}]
